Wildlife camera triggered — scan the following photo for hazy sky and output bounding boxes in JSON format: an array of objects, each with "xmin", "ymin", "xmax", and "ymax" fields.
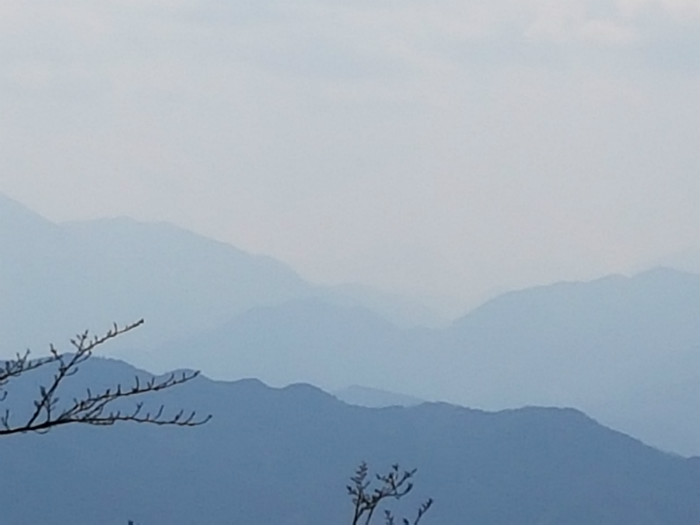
[{"xmin": 1, "ymin": 0, "xmax": 698, "ymax": 309}]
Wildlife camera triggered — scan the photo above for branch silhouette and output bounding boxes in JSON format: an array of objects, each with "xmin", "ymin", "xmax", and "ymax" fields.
[
  {"xmin": 348, "ymin": 462, "xmax": 433, "ymax": 525},
  {"xmin": 0, "ymin": 319, "xmax": 211, "ymax": 436}
]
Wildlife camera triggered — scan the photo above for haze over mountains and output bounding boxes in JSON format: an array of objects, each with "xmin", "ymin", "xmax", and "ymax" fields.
[
  {"xmin": 1, "ymin": 357, "xmax": 698, "ymax": 525},
  {"xmin": 0, "ymin": 193, "xmax": 446, "ymax": 351},
  {"xmin": 1, "ymin": 193, "xmax": 698, "ymax": 458},
  {"xmin": 147, "ymin": 268, "xmax": 698, "ymax": 456}
]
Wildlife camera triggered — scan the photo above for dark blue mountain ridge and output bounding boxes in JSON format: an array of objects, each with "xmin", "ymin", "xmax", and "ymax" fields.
[
  {"xmin": 2, "ymin": 192, "xmax": 698, "ymax": 456},
  {"xmin": 0, "ymin": 355, "xmax": 697, "ymax": 525},
  {"xmin": 150, "ymin": 268, "xmax": 699, "ymax": 456}
]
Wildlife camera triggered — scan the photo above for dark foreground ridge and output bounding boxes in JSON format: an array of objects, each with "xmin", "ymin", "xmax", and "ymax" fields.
[{"xmin": 0, "ymin": 357, "xmax": 697, "ymax": 525}]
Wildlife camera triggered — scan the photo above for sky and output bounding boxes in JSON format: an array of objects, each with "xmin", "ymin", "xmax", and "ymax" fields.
[{"xmin": 1, "ymin": 0, "xmax": 698, "ymax": 312}]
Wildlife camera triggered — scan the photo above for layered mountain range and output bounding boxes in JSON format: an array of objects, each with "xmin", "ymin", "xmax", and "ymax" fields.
[
  {"xmin": 0, "ymin": 358, "xmax": 698, "ymax": 525},
  {"xmin": 1, "ymin": 193, "xmax": 698, "ymax": 456}
]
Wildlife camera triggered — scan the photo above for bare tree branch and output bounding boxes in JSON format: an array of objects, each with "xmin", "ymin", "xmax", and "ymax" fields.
[
  {"xmin": 347, "ymin": 462, "xmax": 433, "ymax": 525},
  {"xmin": 0, "ymin": 319, "xmax": 211, "ymax": 436}
]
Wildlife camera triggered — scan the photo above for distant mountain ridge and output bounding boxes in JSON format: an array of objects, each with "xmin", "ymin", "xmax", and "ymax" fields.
[
  {"xmin": 0, "ymin": 194, "xmax": 315, "ymax": 353},
  {"xmin": 333, "ymin": 384, "xmax": 425, "ymax": 408},
  {"xmin": 0, "ymin": 193, "xmax": 447, "ymax": 353},
  {"xmin": 149, "ymin": 267, "xmax": 699, "ymax": 456},
  {"xmin": 439, "ymin": 267, "xmax": 700, "ymax": 456},
  {"xmin": 1, "ymin": 193, "xmax": 698, "ymax": 456},
  {"xmin": 0, "ymin": 357, "xmax": 697, "ymax": 525}
]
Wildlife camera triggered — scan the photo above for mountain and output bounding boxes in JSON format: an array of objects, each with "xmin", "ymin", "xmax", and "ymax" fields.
[
  {"xmin": 154, "ymin": 269, "xmax": 700, "ymax": 455},
  {"xmin": 333, "ymin": 384, "xmax": 425, "ymax": 408},
  {"xmin": 439, "ymin": 268, "xmax": 700, "ymax": 456},
  {"xmin": 2, "ymin": 194, "xmax": 698, "ymax": 456},
  {"xmin": 0, "ymin": 193, "xmax": 314, "ymax": 353},
  {"xmin": 0, "ymin": 357, "xmax": 697, "ymax": 525},
  {"xmin": 145, "ymin": 298, "xmax": 417, "ymax": 388},
  {"xmin": 153, "ymin": 269, "xmax": 700, "ymax": 456},
  {"xmin": 0, "ymin": 193, "xmax": 447, "ymax": 354}
]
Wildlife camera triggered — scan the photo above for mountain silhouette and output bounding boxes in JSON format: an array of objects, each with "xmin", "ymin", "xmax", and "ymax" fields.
[
  {"xmin": 0, "ymin": 357, "xmax": 697, "ymax": 525},
  {"xmin": 152, "ymin": 270, "xmax": 699, "ymax": 456},
  {"xmin": 2, "ymin": 193, "xmax": 698, "ymax": 456}
]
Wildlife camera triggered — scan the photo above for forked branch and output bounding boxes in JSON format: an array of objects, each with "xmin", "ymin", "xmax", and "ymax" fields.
[
  {"xmin": 0, "ymin": 319, "xmax": 211, "ymax": 436},
  {"xmin": 347, "ymin": 462, "xmax": 433, "ymax": 525}
]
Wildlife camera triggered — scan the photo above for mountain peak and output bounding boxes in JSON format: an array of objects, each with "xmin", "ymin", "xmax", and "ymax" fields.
[{"xmin": 0, "ymin": 192, "xmax": 58, "ymax": 238}]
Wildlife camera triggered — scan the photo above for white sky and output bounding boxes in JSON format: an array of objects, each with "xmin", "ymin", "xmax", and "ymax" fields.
[{"xmin": 1, "ymin": 0, "xmax": 698, "ymax": 310}]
